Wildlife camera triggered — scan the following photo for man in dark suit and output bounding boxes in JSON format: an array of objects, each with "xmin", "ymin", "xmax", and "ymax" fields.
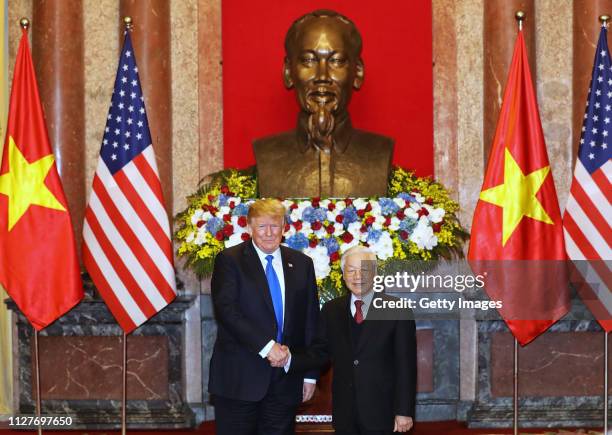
[
  {"xmin": 284, "ymin": 246, "xmax": 417, "ymax": 434},
  {"xmin": 209, "ymin": 198, "xmax": 320, "ymax": 435}
]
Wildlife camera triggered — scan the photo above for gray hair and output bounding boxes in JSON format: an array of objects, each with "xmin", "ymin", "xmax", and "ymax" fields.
[{"xmin": 340, "ymin": 245, "xmax": 377, "ymax": 272}]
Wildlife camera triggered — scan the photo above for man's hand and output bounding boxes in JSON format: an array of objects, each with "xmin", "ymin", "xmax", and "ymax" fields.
[
  {"xmin": 267, "ymin": 343, "xmax": 289, "ymax": 367},
  {"xmin": 302, "ymin": 382, "xmax": 316, "ymax": 402},
  {"xmin": 393, "ymin": 415, "xmax": 413, "ymax": 432}
]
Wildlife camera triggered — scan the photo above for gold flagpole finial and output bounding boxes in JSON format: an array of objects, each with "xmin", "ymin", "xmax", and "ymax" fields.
[
  {"xmin": 515, "ymin": 11, "xmax": 525, "ymax": 31},
  {"xmin": 600, "ymin": 15, "xmax": 610, "ymax": 27},
  {"xmin": 123, "ymin": 16, "xmax": 133, "ymax": 30},
  {"xmin": 19, "ymin": 17, "xmax": 30, "ymax": 30}
]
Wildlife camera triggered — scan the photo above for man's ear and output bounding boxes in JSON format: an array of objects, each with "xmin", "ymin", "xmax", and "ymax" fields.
[
  {"xmin": 283, "ymin": 57, "xmax": 294, "ymax": 89},
  {"xmin": 353, "ymin": 58, "xmax": 364, "ymax": 90}
]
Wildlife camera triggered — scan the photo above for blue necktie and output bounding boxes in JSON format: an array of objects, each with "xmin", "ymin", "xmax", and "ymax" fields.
[{"xmin": 265, "ymin": 255, "xmax": 283, "ymax": 343}]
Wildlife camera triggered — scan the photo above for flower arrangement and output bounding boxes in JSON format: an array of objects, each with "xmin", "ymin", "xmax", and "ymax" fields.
[{"xmin": 175, "ymin": 166, "xmax": 468, "ymax": 302}]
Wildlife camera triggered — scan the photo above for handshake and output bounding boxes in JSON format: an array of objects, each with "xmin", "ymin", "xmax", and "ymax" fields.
[{"xmin": 267, "ymin": 342, "xmax": 291, "ymax": 368}]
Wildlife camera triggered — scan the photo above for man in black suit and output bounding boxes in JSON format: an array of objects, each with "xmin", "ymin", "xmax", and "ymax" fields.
[
  {"xmin": 284, "ymin": 246, "xmax": 417, "ymax": 434},
  {"xmin": 209, "ymin": 198, "xmax": 320, "ymax": 435}
]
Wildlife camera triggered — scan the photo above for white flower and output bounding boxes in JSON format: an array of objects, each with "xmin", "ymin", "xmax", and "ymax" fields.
[
  {"xmin": 369, "ymin": 231, "xmax": 394, "ymax": 260},
  {"xmin": 290, "ymin": 209, "xmax": 302, "ymax": 222},
  {"xmin": 393, "ymin": 198, "xmax": 406, "ymax": 208},
  {"xmin": 219, "ymin": 205, "xmax": 230, "ymax": 216},
  {"xmin": 225, "ymin": 232, "xmax": 246, "ymax": 248},
  {"xmin": 389, "ymin": 216, "xmax": 401, "ymax": 231},
  {"xmin": 334, "ymin": 201, "xmax": 346, "ymax": 212},
  {"xmin": 428, "ymin": 207, "xmax": 445, "ymax": 223},
  {"xmin": 191, "ymin": 209, "xmax": 204, "ymax": 225},
  {"xmin": 339, "ymin": 237, "xmax": 360, "ymax": 254},
  {"xmin": 230, "ymin": 197, "xmax": 242, "ymax": 205},
  {"xmin": 202, "ymin": 211, "xmax": 213, "ymax": 221},
  {"xmin": 320, "ymin": 199, "xmax": 331, "ymax": 209},
  {"xmin": 185, "ymin": 231, "xmax": 195, "ymax": 243},
  {"xmin": 334, "ymin": 222, "xmax": 344, "ymax": 236},
  {"xmin": 314, "ymin": 226, "xmax": 328, "ymax": 239},
  {"xmin": 284, "ymin": 224, "xmax": 297, "ymax": 238},
  {"xmin": 304, "ymin": 245, "xmax": 331, "ymax": 280},
  {"xmin": 353, "ymin": 198, "xmax": 367, "ymax": 210},
  {"xmin": 300, "ymin": 221, "xmax": 313, "ymax": 236},
  {"xmin": 282, "ymin": 199, "xmax": 294, "ymax": 210},
  {"xmin": 371, "ymin": 219, "xmax": 383, "ymax": 231},
  {"xmin": 409, "ymin": 219, "xmax": 438, "ymax": 250},
  {"xmin": 297, "ymin": 200, "xmax": 312, "ymax": 213},
  {"xmin": 411, "ymin": 191, "xmax": 425, "ymax": 203},
  {"xmin": 369, "ymin": 200, "xmax": 382, "ymax": 216},
  {"xmin": 327, "ymin": 210, "xmax": 339, "ymax": 222},
  {"xmin": 347, "ymin": 221, "xmax": 362, "ymax": 237},
  {"xmin": 194, "ymin": 231, "xmax": 207, "ymax": 246}
]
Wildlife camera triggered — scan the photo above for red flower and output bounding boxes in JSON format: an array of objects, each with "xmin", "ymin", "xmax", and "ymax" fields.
[
  {"xmin": 222, "ymin": 225, "xmax": 234, "ymax": 237},
  {"xmin": 229, "ymin": 201, "xmax": 235, "ymax": 209},
  {"xmin": 311, "ymin": 221, "xmax": 322, "ymax": 230},
  {"xmin": 384, "ymin": 217, "xmax": 391, "ymax": 227},
  {"xmin": 325, "ymin": 225, "xmax": 335, "ymax": 235},
  {"xmin": 284, "ymin": 223, "xmax": 290, "ymax": 232},
  {"xmin": 290, "ymin": 203, "xmax": 298, "ymax": 210},
  {"xmin": 196, "ymin": 220, "xmax": 205, "ymax": 228},
  {"xmin": 400, "ymin": 230, "xmax": 409, "ymax": 240},
  {"xmin": 335, "ymin": 215, "xmax": 344, "ymax": 223},
  {"xmin": 237, "ymin": 216, "xmax": 247, "ymax": 227},
  {"xmin": 330, "ymin": 252, "xmax": 340, "ymax": 262},
  {"xmin": 241, "ymin": 233, "xmax": 251, "ymax": 241},
  {"xmin": 360, "ymin": 224, "xmax": 367, "ymax": 233},
  {"xmin": 328, "ymin": 202, "xmax": 336, "ymax": 211},
  {"xmin": 356, "ymin": 209, "xmax": 365, "ymax": 218},
  {"xmin": 365, "ymin": 216, "xmax": 375, "ymax": 226},
  {"xmin": 417, "ymin": 208, "xmax": 429, "ymax": 218},
  {"xmin": 396, "ymin": 210, "xmax": 405, "ymax": 219},
  {"xmin": 215, "ymin": 231, "xmax": 224, "ymax": 241},
  {"xmin": 341, "ymin": 232, "xmax": 354, "ymax": 243},
  {"xmin": 220, "ymin": 185, "xmax": 230, "ymax": 195},
  {"xmin": 207, "ymin": 194, "xmax": 215, "ymax": 202},
  {"xmin": 312, "ymin": 197, "xmax": 320, "ymax": 208},
  {"xmin": 365, "ymin": 203, "xmax": 372, "ymax": 212},
  {"xmin": 425, "ymin": 197, "xmax": 434, "ymax": 205},
  {"xmin": 432, "ymin": 222, "xmax": 443, "ymax": 233},
  {"xmin": 223, "ymin": 213, "xmax": 231, "ymax": 222},
  {"xmin": 208, "ymin": 206, "xmax": 218, "ymax": 214},
  {"xmin": 309, "ymin": 238, "xmax": 318, "ymax": 248},
  {"xmin": 293, "ymin": 220, "xmax": 303, "ymax": 231},
  {"xmin": 344, "ymin": 198, "xmax": 353, "ymax": 206}
]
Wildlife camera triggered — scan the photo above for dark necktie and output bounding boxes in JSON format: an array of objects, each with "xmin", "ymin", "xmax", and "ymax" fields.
[
  {"xmin": 265, "ymin": 255, "xmax": 283, "ymax": 342},
  {"xmin": 354, "ymin": 299, "xmax": 364, "ymax": 324}
]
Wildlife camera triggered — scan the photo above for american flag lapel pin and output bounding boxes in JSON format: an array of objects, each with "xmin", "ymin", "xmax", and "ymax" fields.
[{"xmin": 287, "ymin": 262, "xmax": 293, "ymax": 268}]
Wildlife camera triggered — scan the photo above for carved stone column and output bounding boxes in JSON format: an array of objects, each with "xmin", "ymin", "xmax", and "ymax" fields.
[
  {"xmin": 32, "ymin": 0, "xmax": 85, "ymax": 255},
  {"xmin": 119, "ymin": 0, "xmax": 172, "ymax": 217},
  {"xmin": 483, "ymin": 0, "xmax": 535, "ymax": 162}
]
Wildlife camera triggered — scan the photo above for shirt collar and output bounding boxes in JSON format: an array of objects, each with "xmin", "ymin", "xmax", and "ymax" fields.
[
  {"xmin": 350, "ymin": 289, "xmax": 375, "ymax": 308},
  {"xmin": 296, "ymin": 111, "xmax": 353, "ymax": 154},
  {"xmin": 252, "ymin": 240, "xmax": 281, "ymax": 263}
]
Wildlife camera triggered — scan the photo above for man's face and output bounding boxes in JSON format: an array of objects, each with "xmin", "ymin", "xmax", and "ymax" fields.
[
  {"xmin": 248, "ymin": 215, "xmax": 284, "ymax": 254},
  {"xmin": 343, "ymin": 253, "xmax": 376, "ymax": 297},
  {"xmin": 285, "ymin": 18, "xmax": 362, "ymax": 117}
]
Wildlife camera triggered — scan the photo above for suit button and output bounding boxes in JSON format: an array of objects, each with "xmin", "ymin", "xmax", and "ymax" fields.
[{"xmin": 353, "ymin": 359, "xmax": 359, "ymax": 366}]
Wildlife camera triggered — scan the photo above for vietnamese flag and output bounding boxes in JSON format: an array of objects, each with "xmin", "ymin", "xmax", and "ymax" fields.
[
  {"xmin": 0, "ymin": 27, "xmax": 83, "ymax": 330},
  {"xmin": 468, "ymin": 31, "xmax": 570, "ymax": 346}
]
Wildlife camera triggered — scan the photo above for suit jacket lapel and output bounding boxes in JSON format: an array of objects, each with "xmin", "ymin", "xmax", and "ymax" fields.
[
  {"xmin": 242, "ymin": 242, "xmax": 275, "ymax": 317},
  {"xmin": 355, "ymin": 294, "xmax": 380, "ymax": 354},
  {"xmin": 280, "ymin": 246, "xmax": 295, "ymax": 336}
]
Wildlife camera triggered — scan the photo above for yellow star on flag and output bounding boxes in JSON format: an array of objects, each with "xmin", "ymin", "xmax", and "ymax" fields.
[
  {"xmin": 0, "ymin": 136, "xmax": 65, "ymax": 231},
  {"xmin": 479, "ymin": 147, "xmax": 554, "ymax": 246}
]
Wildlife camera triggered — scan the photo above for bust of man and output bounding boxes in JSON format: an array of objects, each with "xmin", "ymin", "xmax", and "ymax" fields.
[{"xmin": 253, "ymin": 9, "xmax": 394, "ymax": 198}]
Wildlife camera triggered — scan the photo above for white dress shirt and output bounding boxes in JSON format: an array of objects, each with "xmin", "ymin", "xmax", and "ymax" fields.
[{"xmin": 350, "ymin": 290, "xmax": 375, "ymax": 319}]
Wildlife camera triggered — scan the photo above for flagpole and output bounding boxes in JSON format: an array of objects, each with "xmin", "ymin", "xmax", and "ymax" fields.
[
  {"xmin": 605, "ymin": 330, "xmax": 609, "ymax": 435},
  {"xmin": 33, "ymin": 328, "xmax": 42, "ymax": 435},
  {"xmin": 512, "ymin": 13, "xmax": 525, "ymax": 434},
  {"xmin": 121, "ymin": 331, "xmax": 127, "ymax": 435}
]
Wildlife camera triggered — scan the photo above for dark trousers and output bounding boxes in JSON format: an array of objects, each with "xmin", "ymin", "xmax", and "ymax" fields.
[
  {"xmin": 213, "ymin": 380, "xmax": 298, "ymax": 435},
  {"xmin": 335, "ymin": 431, "xmax": 393, "ymax": 435}
]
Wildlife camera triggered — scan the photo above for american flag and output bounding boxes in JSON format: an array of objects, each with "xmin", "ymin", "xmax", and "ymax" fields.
[
  {"xmin": 83, "ymin": 32, "xmax": 177, "ymax": 333},
  {"xmin": 563, "ymin": 25, "xmax": 612, "ymax": 332}
]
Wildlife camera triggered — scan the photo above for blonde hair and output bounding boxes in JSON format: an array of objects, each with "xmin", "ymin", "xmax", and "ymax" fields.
[{"xmin": 247, "ymin": 198, "xmax": 286, "ymax": 222}]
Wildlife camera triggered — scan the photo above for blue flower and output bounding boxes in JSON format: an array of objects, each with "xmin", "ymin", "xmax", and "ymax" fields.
[
  {"xmin": 302, "ymin": 206, "xmax": 327, "ymax": 223},
  {"xmin": 399, "ymin": 217, "xmax": 418, "ymax": 233},
  {"xmin": 218, "ymin": 193, "xmax": 228, "ymax": 207},
  {"xmin": 341, "ymin": 206, "xmax": 359, "ymax": 224},
  {"xmin": 206, "ymin": 217, "xmax": 224, "ymax": 234},
  {"xmin": 322, "ymin": 237, "xmax": 340, "ymax": 254},
  {"xmin": 232, "ymin": 203, "xmax": 249, "ymax": 216},
  {"xmin": 366, "ymin": 229, "xmax": 382, "ymax": 243},
  {"xmin": 285, "ymin": 233, "xmax": 309, "ymax": 251},
  {"xmin": 379, "ymin": 197, "xmax": 399, "ymax": 215},
  {"xmin": 398, "ymin": 192, "xmax": 417, "ymax": 203}
]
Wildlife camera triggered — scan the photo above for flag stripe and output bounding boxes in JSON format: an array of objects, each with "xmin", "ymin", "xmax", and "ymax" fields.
[
  {"xmin": 565, "ymin": 194, "xmax": 610, "ymax": 255},
  {"xmin": 86, "ymin": 190, "xmax": 163, "ymax": 315},
  {"xmin": 114, "ymin": 164, "xmax": 173, "ymax": 262},
  {"xmin": 83, "ymin": 222, "xmax": 146, "ymax": 329},
  {"xmin": 134, "ymin": 146, "xmax": 164, "ymax": 205},
  {"xmin": 93, "ymin": 173, "xmax": 176, "ymax": 306},
  {"xmin": 575, "ymin": 161, "xmax": 612, "ymax": 214},
  {"xmin": 96, "ymin": 161, "xmax": 176, "ymax": 293},
  {"xmin": 569, "ymin": 179, "xmax": 612, "ymax": 243},
  {"xmin": 563, "ymin": 212, "xmax": 601, "ymax": 259},
  {"xmin": 563, "ymin": 229, "xmax": 586, "ymax": 260}
]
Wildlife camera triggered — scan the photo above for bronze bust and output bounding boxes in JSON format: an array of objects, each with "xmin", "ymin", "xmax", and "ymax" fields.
[{"xmin": 253, "ymin": 9, "xmax": 394, "ymax": 198}]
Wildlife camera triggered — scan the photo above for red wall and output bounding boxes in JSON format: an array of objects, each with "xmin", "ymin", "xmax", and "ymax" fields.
[{"xmin": 222, "ymin": 0, "xmax": 433, "ymax": 176}]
